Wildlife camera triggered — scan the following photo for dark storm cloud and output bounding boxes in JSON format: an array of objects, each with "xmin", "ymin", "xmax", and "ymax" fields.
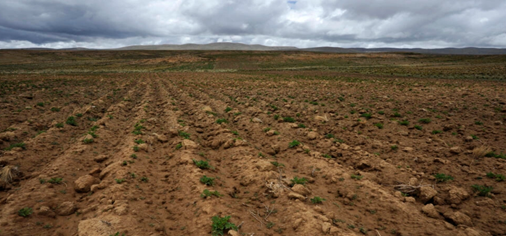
[{"xmin": 0, "ymin": 0, "xmax": 505, "ymax": 48}]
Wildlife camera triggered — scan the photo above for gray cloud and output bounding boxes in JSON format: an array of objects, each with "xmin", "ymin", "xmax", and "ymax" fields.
[{"xmin": 0, "ymin": 0, "xmax": 505, "ymax": 49}]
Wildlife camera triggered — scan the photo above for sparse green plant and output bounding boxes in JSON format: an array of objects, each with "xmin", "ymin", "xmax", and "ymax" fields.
[
  {"xmin": 193, "ymin": 159, "xmax": 212, "ymax": 169},
  {"xmin": 391, "ymin": 145, "xmax": 398, "ymax": 150},
  {"xmin": 201, "ymin": 189, "xmax": 222, "ymax": 198},
  {"xmin": 374, "ymin": 123, "xmax": 383, "ymax": 129},
  {"xmin": 134, "ymin": 139, "xmax": 145, "ymax": 144},
  {"xmin": 351, "ymin": 174, "xmax": 363, "ymax": 180},
  {"xmin": 130, "ymin": 154, "xmax": 137, "ymax": 159},
  {"xmin": 211, "ymin": 215, "xmax": 237, "ymax": 236},
  {"xmin": 414, "ymin": 125, "xmax": 423, "ymax": 130},
  {"xmin": 133, "ymin": 146, "xmax": 139, "ymax": 152},
  {"xmin": 200, "ymin": 176, "xmax": 215, "ymax": 186},
  {"xmin": 378, "ymin": 111, "xmax": 385, "ymax": 115},
  {"xmin": 18, "ymin": 207, "xmax": 33, "ymax": 217},
  {"xmin": 311, "ymin": 196, "xmax": 326, "ymax": 204},
  {"xmin": 83, "ymin": 138, "xmax": 94, "ymax": 144},
  {"xmin": 432, "ymin": 130, "xmax": 443, "ymax": 134},
  {"xmin": 486, "ymin": 172, "xmax": 505, "ymax": 182},
  {"xmin": 289, "ymin": 140, "xmax": 300, "ymax": 148},
  {"xmin": 325, "ymin": 133, "xmax": 334, "ymax": 139},
  {"xmin": 360, "ymin": 113, "xmax": 372, "ymax": 119},
  {"xmin": 434, "ymin": 173, "xmax": 454, "ymax": 182},
  {"xmin": 290, "ymin": 176, "xmax": 307, "ymax": 186},
  {"xmin": 140, "ymin": 177, "xmax": 148, "ymax": 182},
  {"xmin": 283, "ymin": 117, "xmax": 295, "ymax": 122},
  {"xmin": 216, "ymin": 118, "xmax": 228, "ymax": 124},
  {"xmin": 419, "ymin": 118, "xmax": 431, "ymax": 124},
  {"xmin": 273, "ymin": 114, "xmax": 280, "ymax": 120},
  {"xmin": 76, "ymin": 113, "xmax": 83, "ymax": 117},
  {"xmin": 263, "ymin": 127, "xmax": 271, "ymax": 132},
  {"xmin": 50, "ymin": 107, "xmax": 60, "ymax": 112},
  {"xmin": 475, "ymin": 121, "xmax": 483, "ymax": 125},
  {"xmin": 393, "ymin": 112, "xmax": 401, "ymax": 117},
  {"xmin": 224, "ymin": 107, "xmax": 232, "ymax": 113},
  {"xmin": 178, "ymin": 130, "xmax": 190, "ymax": 139},
  {"xmin": 4, "ymin": 142, "xmax": 26, "ymax": 151},
  {"xmin": 66, "ymin": 116, "xmax": 77, "ymax": 126},
  {"xmin": 472, "ymin": 184, "xmax": 493, "ymax": 197},
  {"xmin": 48, "ymin": 177, "xmax": 63, "ymax": 184},
  {"xmin": 115, "ymin": 179, "xmax": 125, "ymax": 184},
  {"xmin": 175, "ymin": 143, "xmax": 182, "ymax": 150},
  {"xmin": 271, "ymin": 162, "xmax": 285, "ymax": 168},
  {"xmin": 398, "ymin": 120, "xmax": 409, "ymax": 126}
]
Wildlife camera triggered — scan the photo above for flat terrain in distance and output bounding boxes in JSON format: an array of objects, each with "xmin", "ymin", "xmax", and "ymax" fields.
[{"xmin": 0, "ymin": 50, "xmax": 505, "ymax": 236}]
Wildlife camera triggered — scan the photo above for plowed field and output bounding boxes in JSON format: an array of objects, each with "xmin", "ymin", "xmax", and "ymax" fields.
[{"xmin": 0, "ymin": 50, "xmax": 505, "ymax": 236}]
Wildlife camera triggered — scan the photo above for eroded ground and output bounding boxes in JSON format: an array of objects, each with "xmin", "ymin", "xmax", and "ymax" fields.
[{"xmin": 0, "ymin": 50, "xmax": 505, "ymax": 236}]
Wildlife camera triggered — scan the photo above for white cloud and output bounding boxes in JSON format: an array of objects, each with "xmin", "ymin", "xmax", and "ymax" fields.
[{"xmin": 0, "ymin": 0, "xmax": 505, "ymax": 48}]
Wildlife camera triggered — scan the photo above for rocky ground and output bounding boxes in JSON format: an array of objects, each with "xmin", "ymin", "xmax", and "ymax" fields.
[{"xmin": 0, "ymin": 51, "xmax": 505, "ymax": 236}]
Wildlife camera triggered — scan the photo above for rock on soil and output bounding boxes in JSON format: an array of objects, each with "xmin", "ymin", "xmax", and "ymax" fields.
[
  {"xmin": 288, "ymin": 192, "xmax": 306, "ymax": 201},
  {"xmin": 421, "ymin": 204, "xmax": 440, "ymax": 218},
  {"xmin": 418, "ymin": 186, "xmax": 438, "ymax": 203},
  {"xmin": 182, "ymin": 139, "xmax": 198, "ymax": 149},
  {"xmin": 446, "ymin": 211, "xmax": 472, "ymax": 226},
  {"xmin": 56, "ymin": 201, "xmax": 77, "ymax": 216},
  {"xmin": 292, "ymin": 184, "xmax": 311, "ymax": 196},
  {"xmin": 74, "ymin": 175, "xmax": 100, "ymax": 193},
  {"xmin": 307, "ymin": 131, "xmax": 318, "ymax": 140},
  {"xmin": 78, "ymin": 218, "xmax": 116, "ymax": 236},
  {"xmin": 448, "ymin": 186, "xmax": 470, "ymax": 205}
]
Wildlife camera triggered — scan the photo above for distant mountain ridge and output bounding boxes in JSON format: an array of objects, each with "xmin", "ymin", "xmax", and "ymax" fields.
[
  {"xmin": 116, "ymin": 43, "xmax": 506, "ymax": 55},
  {"xmin": 7, "ymin": 42, "xmax": 506, "ymax": 55},
  {"xmin": 118, "ymin": 42, "xmax": 298, "ymax": 51}
]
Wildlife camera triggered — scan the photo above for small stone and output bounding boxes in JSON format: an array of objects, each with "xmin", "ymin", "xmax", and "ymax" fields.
[
  {"xmin": 228, "ymin": 230, "xmax": 240, "ymax": 236},
  {"xmin": 154, "ymin": 133, "xmax": 168, "ymax": 142},
  {"xmin": 74, "ymin": 175, "xmax": 100, "ymax": 193},
  {"xmin": 252, "ymin": 117, "xmax": 263, "ymax": 123},
  {"xmin": 403, "ymin": 147, "xmax": 414, "ymax": 152},
  {"xmin": 56, "ymin": 202, "xmax": 77, "ymax": 216},
  {"xmin": 447, "ymin": 212, "xmax": 472, "ymax": 226},
  {"xmin": 421, "ymin": 204, "xmax": 439, "ymax": 218},
  {"xmin": 137, "ymin": 143, "xmax": 148, "ymax": 151},
  {"xmin": 418, "ymin": 186, "xmax": 437, "ymax": 203},
  {"xmin": 449, "ymin": 146, "xmax": 461, "ymax": 154},
  {"xmin": 448, "ymin": 187, "xmax": 469, "ymax": 205},
  {"xmin": 182, "ymin": 139, "xmax": 198, "ymax": 149},
  {"xmin": 321, "ymin": 222, "xmax": 332, "ymax": 233},
  {"xmin": 291, "ymin": 184, "xmax": 311, "ymax": 196},
  {"xmin": 315, "ymin": 115, "xmax": 329, "ymax": 122},
  {"xmin": 293, "ymin": 218, "xmax": 303, "ymax": 230},
  {"xmin": 93, "ymin": 155, "xmax": 108, "ymax": 163},
  {"xmin": 202, "ymin": 106, "xmax": 213, "ymax": 113},
  {"xmin": 465, "ymin": 136, "xmax": 473, "ymax": 142},
  {"xmin": 355, "ymin": 160, "xmax": 371, "ymax": 170},
  {"xmin": 37, "ymin": 206, "xmax": 55, "ymax": 218},
  {"xmin": 288, "ymin": 192, "xmax": 306, "ymax": 201},
  {"xmin": 307, "ymin": 131, "xmax": 318, "ymax": 140}
]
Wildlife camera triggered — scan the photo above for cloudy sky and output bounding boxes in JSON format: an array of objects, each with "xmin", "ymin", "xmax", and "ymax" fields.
[{"xmin": 1, "ymin": 0, "xmax": 505, "ymax": 49}]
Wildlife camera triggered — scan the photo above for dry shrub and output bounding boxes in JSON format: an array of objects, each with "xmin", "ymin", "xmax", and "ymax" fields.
[
  {"xmin": 0, "ymin": 165, "xmax": 19, "ymax": 189},
  {"xmin": 472, "ymin": 146, "xmax": 491, "ymax": 158}
]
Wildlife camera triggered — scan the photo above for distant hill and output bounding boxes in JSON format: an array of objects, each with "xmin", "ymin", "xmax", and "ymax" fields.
[
  {"xmin": 347, "ymin": 47, "xmax": 506, "ymax": 55},
  {"xmin": 6, "ymin": 43, "xmax": 506, "ymax": 55},
  {"xmin": 118, "ymin": 42, "xmax": 298, "ymax": 51},
  {"xmin": 117, "ymin": 43, "xmax": 506, "ymax": 55}
]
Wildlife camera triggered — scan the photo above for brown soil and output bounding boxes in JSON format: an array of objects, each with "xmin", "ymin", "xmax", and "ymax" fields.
[{"xmin": 0, "ymin": 52, "xmax": 505, "ymax": 236}]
